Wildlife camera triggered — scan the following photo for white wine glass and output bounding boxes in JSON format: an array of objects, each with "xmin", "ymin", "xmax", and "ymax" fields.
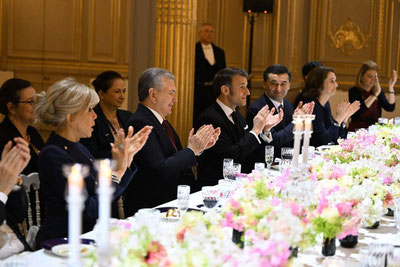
[{"xmin": 265, "ymin": 145, "xmax": 274, "ymax": 172}]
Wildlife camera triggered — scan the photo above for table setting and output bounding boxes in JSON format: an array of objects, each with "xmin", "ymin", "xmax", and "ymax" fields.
[{"xmin": 3, "ymin": 118, "xmax": 400, "ymax": 266}]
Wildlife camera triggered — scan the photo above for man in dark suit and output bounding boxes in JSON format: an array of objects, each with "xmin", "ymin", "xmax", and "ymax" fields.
[
  {"xmin": 194, "ymin": 23, "xmax": 226, "ymax": 126},
  {"xmin": 196, "ymin": 68, "xmax": 283, "ymax": 187},
  {"xmin": 0, "ymin": 138, "xmax": 31, "ymax": 225},
  {"xmin": 124, "ymin": 68, "xmax": 220, "ymax": 216},
  {"xmin": 246, "ymin": 64, "xmax": 314, "ymax": 158}
]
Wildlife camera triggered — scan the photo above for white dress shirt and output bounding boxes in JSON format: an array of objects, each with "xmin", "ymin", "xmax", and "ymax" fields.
[
  {"xmin": 201, "ymin": 43, "xmax": 215, "ymax": 66},
  {"xmin": 216, "ymin": 99, "xmax": 272, "ymax": 143}
]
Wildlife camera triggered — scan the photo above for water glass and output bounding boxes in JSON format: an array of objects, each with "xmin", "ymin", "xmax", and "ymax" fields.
[
  {"xmin": 388, "ymin": 248, "xmax": 400, "ymax": 267},
  {"xmin": 395, "ymin": 197, "xmax": 400, "ymax": 232},
  {"xmin": 378, "ymin": 117, "xmax": 388, "ymax": 124},
  {"xmin": 202, "ymin": 186, "xmax": 219, "ymax": 211},
  {"xmin": 254, "ymin": 162, "xmax": 265, "ymax": 173},
  {"xmin": 177, "ymin": 185, "xmax": 190, "ymax": 214},
  {"xmin": 395, "ymin": 117, "xmax": 400, "ymax": 126},
  {"xmin": 223, "ymin": 158, "xmax": 234, "ymax": 180},
  {"xmin": 265, "ymin": 145, "xmax": 274, "ymax": 170},
  {"xmin": 135, "ymin": 209, "xmax": 161, "ymax": 227},
  {"xmin": 280, "ymin": 147, "xmax": 293, "ymax": 172},
  {"xmin": 218, "ymin": 179, "xmax": 233, "ymax": 205}
]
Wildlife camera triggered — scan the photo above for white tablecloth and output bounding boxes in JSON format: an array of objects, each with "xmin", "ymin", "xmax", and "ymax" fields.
[{"xmin": 2, "ymin": 170, "xmax": 400, "ymax": 266}]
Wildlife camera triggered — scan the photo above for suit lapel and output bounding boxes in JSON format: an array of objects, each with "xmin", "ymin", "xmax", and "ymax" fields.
[
  {"xmin": 212, "ymin": 103, "xmax": 242, "ymax": 141},
  {"xmin": 94, "ymin": 105, "xmax": 115, "ymax": 143},
  {"xmin": 139, "ymin": 104, "xmax": 179, "ymax": 153}
]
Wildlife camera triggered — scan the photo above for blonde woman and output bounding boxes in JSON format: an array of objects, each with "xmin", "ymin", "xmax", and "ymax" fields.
[{"xmin": 34, "ymin": 78, "xmax": 151, "ymax": 248}]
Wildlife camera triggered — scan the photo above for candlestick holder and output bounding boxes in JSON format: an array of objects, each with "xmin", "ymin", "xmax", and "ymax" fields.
[
  {"xmin": 291, "ymin": 115, "xmax": 304, "ymax": 180},
  {"xmin": 94, "ymin": 159, "xmax": 117, "ymax": 267},
  {"xmin": 63, "ymin": 164, "xmax": 89, "ymax": 267},
  {"xmin": 301, "ymin": 114, "xmax": 315, "ymax": 176}
]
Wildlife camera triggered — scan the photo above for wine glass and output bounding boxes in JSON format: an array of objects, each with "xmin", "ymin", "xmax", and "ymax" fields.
[
  {"xmin": 202, "ymin": 186, "xmax": 219, "ymax": 212},
  {"xmin": 279, "ymin": 147, "xmax": 293, "ymax": 172},
  {"xmin": 223, "ymin": 158, "xmax": 234, "ymax": 180},
  {"xmin": 265, "ymin": 145, "xmax": 274, "ymax": 172},
  {"xmin": 177, "ymin": 185, "xmax": 190, "ymax": 215},
  {"xmin": 395, "ymin": 197, "xmax": 400, "ymax": 232},
  {"xmin": 227, "ymin": 163, "xmax": 241, "ymax": 181}
]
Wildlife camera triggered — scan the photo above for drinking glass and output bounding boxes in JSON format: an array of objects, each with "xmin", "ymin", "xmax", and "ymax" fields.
[
  {"xmin": 254, "ymin": 162, "xmax": 265, "ymax": 173},
  {"xmin": 202, "ymin": 186, "xmax": 220, "ymax": 211},
  {"xmin": 279, "ymin": 147, "xmax": 293, "ymax": 172},
  {"xmin": 395, "ymin": 117, "xmax": 400, "ymax": 126},
  {"xmin": 218, "ymin": 179, "xmax": 232, "ymax": 205},
  {"xmin": 265, "ymin": 145, "xmax": 274, "ymax": 171},
  {"xmin": 388, "ymin": 248, "xmax": 400, "ymax": 267},
  {"xmin": 177, "ymin": 185, "xmax": 190, "ymax": 215},
  {"xmin": 395, "ymin": 197, "xmax": 400, "ymax": 232},
  {"xmin": 378, "ymin": 117, "xmax": 388, "ymax": 124},
  {"xmin": 223, "ymin": 158, "xmax": 234, "ymax": 180}
]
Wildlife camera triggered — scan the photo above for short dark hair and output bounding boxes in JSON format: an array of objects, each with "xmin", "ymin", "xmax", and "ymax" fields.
[
  {"xmin": 92, "ymin": 71, "xmax": 123, "ymax": 94},
  {"xmin": 263, "ymin": 64, "xmax": 292, "ymax": 82},
  {"xmin": 138, "ymin": 68, "xmax": 175, "ymax": 102},
  {"xmin": 302, "ymin": 66, "xmax": 335, "ymax": 100},
  {"xmin": 213, "ymin": 68, "xmax": 249, "ymax": 97},
  {"xmin": 302, "ymin": 61, "xmax": 323, "ymax": 79},
  {"xmin": 0, "ymin": 78, "xmax": 33, "ymax": 116}
]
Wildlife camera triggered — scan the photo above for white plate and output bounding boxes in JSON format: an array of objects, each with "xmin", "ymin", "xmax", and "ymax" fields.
[
  {"xmin": 316, "ymin": 145, "xmax": 333, "ymax": 152},
  {"xmin": 161, "ymin": 212, "xmax": 181, "ymax": 222},
  {"xmin": 51, "ymin": 243, "xmax": 94, "ymax": 258}
]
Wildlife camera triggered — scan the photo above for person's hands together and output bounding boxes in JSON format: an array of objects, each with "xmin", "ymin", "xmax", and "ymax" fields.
[
  {"xmin": 0, "ymin": 138, "xmax": 31, "ymax": 195},
  {"xmin": 188, "ymin": 125, "xmax": 214, "ymax": 155},
  {"xmin": 252, "ymin": 105, "xmax": 272, "ymax": 135},
  {"xmin": 263, "ymin": 108, "xmax": 283, "ymax": 132}
]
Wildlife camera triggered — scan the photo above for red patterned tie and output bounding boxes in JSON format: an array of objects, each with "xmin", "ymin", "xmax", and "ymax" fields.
[{"xmin": 162, "ymin": 120, "xmax": 178, "ymax": 151}]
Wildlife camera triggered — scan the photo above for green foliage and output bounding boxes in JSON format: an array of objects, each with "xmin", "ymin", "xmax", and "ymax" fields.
[{"xmin": 311, "ymin": 217, "xmax": 344, "ymax": 240}]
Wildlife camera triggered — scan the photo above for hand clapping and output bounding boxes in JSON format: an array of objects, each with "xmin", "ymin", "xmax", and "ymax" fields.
[
  {"xmin": 111, "ymin": 126, "xmax": 152, "ymax": 179},
  {"xmin": 188, "ymin": 125, "xmax": 220, "ymax": 155},
  {"xmin": 0, "ymin": 138, "xmax": 31, "ymax": 195}
]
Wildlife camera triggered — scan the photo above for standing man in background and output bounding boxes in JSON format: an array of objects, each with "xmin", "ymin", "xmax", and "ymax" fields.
[{"xmin": 194, "ymin": 23, "xmax": 226, "ymax": 126}]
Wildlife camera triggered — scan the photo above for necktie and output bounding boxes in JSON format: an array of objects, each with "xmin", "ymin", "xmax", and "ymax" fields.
[
  {"xmin": 231, "ymin": 111, "xmax": 244, "ymax": 135},
  {"xmin": 162, "ymin": 120, "xmax": 178, "ymax": 151},
  {"xmin": 277, "ymin": 104, "xmax": 283, "ymax": 113}
]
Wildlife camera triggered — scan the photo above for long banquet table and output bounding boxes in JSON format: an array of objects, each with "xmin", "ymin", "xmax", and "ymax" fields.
[{"xmin": 1, "ymin": 170, "xmax": 400, "ymax": 266}]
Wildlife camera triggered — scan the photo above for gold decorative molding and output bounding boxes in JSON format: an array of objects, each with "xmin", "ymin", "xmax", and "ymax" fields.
[
  {"xmin": 328, "ymin": 18, "xmax": 370, "ymax": 56},
  {"xmin": 155, "ymin": 0, "xmax": 197, "ymax": 146}
]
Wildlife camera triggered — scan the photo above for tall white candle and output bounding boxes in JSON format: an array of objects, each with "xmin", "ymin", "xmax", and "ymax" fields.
[
  {"xmin": 293, "ymin": 116, "xmax": 303, "ymax": 169},
  {"xmin": 68, "ymin": 164, "xmax": 83, "ymax": 267},
  {"xmin": 98, "ymin": 159, "xmax": 112, "ymax": 266},
  {"xmin": 302, "ymin": 117, "xmax": 312, "ymax": 165}
]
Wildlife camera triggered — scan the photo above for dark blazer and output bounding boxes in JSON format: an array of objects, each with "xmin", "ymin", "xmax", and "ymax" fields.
[
  {"xmin": 0, "ymin": 201, "xmax": 5, "ymax": 225},
  {"xmin": 348, "ymin": 86, "xmax": 395, "ymax": 131},
  {"xmin": 196, "ymin": 102, "xmax": 265, "ymax": 187},
  {"xmin": 194, "ymin": 42, "xmax": 226, "ymax": 125},
  {"xmin": 36, "ymin": 132, "xmax": 136, "ymax": 248},
  {"xmin": 80, "ymin": 104, "xmax": 132, "ymax": 159},
  {"xmin": 0, "ymin": 117, "xmax": 45, "ymax": 175},
  {"xmin": 124, "ymin": 104, "xmax": 197, "ymax": 216},
  {"xmin": 246, "ymin": 94, "xmax": 294, "ymax": 158},
  {"xmin": 304, "ymin": 99, "xmax": 347, "ymax": 147}
]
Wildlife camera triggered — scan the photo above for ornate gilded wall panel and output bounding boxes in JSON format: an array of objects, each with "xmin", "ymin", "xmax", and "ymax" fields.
[
  {"xmin": 7, "ymin": 0, "xmax": 81, "ymax": 60},
  {"xmin": 87, "ymin": 0, "xmax": 121, "ymax": 62},
  {"xmin": 43, "ymin": 0, "xmax": 82, "ymax": 60},
  {"xmin": 7, "ymin": 0, "xmax": 44, "ymax": 58}
]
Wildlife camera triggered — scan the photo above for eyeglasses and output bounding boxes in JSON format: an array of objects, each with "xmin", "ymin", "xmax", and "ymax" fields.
[{"xmin": 15, "ymin": 99, "xmax": 36, "ymax": 106}]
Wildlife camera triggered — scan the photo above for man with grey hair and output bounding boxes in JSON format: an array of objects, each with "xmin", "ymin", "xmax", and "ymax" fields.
[
  {"xmin": 124, "ymin": 68, "xmax": 220, "ymax": 216},
  {"xmin": 194, "ymin": 23, "xmax": 226, "ymax": 126}
]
